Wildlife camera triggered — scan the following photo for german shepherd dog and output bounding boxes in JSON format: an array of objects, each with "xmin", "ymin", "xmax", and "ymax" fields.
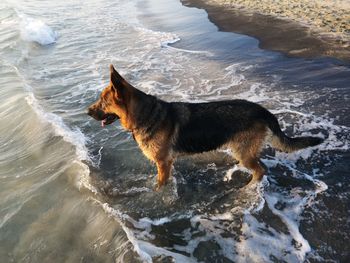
[{"xmin": 88, "ymin": 65, "xmax": 323, "ymax": 190}]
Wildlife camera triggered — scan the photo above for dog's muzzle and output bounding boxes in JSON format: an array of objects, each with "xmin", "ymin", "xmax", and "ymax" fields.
[
  {"xmin": 100, "ymin": 113, "xmax": 119, "ymax": 127},
  {"xmin": 87, "ymin": 107, "xmax": 119, "ymax": 127}
]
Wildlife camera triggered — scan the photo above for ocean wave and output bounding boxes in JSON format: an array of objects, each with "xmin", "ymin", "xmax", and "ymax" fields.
[
  {"xmin": 2, "ymin": 0, "xmax": 347, "ymax": 260},
  {"xmin": 16, "ymin": 10, "xmax": 58, "ymax": 45},
  {"xmin": 25, "ymin": 93, "xmax": 89, "ymax": 161}
]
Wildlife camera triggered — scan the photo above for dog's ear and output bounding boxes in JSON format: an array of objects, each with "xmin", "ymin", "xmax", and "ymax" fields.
[{"xmin": 110, "ymin": 64, "xmax": 126, "ymax": 100}]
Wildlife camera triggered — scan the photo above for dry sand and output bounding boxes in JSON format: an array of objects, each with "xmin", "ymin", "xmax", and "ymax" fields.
[
  {"xmin": 218, "ymin": 0, "xmax": 350, "ymax": 39},
  {"xmin": 182, "ymin": 0, "xmax": 350, "ymax": 61}
]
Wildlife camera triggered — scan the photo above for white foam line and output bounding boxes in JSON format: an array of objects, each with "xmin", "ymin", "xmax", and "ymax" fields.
[
  {"xmin": 6, "ymin": 63, "xmax": 99, "ymax": 196},
  {"xmin": 119, "ymin": 223, "xmax": 153, "ymax": 263},
  {"xmin": 139, "ymin": 216, "xmax": 172, "ymax": 226},
  {"xmin": 259, "ymin": 154, "xmax": 329, "ymax": 261},
  {"xmin": 94, "ymin": 200, "xmax": 196, "ymax": 263},
  {"xmin": 74, "ymin": 161, "xmax": 98, "ymax": 194},
  {"xmin": 134, "ymin": 26, "xmax": 180, "ymax": 47},
  {"xmin": 134, "ymin": 25, "xmax": 212, "ymax": 56},
  {"xmin": 271, "ymin": 109, "xmax": 308, "ymax": 117},
  {"xmin": 273, "ymin": 109, "xmax": 350, "ymax": 130},
  {"xmin": 11, "ymin": 66, "xmax": 89, "ymax": 163},
  {"xmin": 187, "ymin": 215, "xmax": 237, "ymax": 261},
  {"xmin": 252, "ymin": 177, "xmax": 268, "ymax": 212},
  {"xmin": 162, "ymin": 43, "xmax": 213, "ymax": 56},
  {"xmin": 94, "ymin": 200, "xmax": 152, "ymax": 262},
  {"xmin": 136, "ymin": 239, "xmax": 196, "ymax": 263},
  {"xmin": 265, "ymin": 194, "xmax": 311, "ymax": 261},
  {"xmin": 26, "ymin": 93, "xmax": 89, "ymax": 161},
  {"xmin": 238, "ymin": 169, "xmax": 326, "ymax": 262},
  {"xmin": 160, "ymin": 37, "xmax": 181, "ymax": 46},
  {"xmin": 237, "ymin": 212, "xmax": 294, "ymax": 262},
  {"xmin": 129, "ymin": 212, "xmax": 194, "ymax": 233}
]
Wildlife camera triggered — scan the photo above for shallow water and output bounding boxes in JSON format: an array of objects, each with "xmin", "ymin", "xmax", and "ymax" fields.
[{"xmin": 0, "ymin": 0, "xmax": 349, "ymax": 262}]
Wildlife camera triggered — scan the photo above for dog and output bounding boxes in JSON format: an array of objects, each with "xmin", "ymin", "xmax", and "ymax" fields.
[{"xmin": 88, "ymin": 65, "xmax": 323, "ymax": 190}]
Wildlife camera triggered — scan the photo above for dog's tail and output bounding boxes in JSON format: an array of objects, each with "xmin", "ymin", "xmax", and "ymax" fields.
[{"xmin": 266, "ymin": 114, "xmax": 324, "ymax": 153}]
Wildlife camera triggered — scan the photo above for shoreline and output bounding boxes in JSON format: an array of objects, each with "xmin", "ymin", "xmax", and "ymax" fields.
[{"xmin": 181, "ymin": 0, "xmax": 350, "ymax": 62}]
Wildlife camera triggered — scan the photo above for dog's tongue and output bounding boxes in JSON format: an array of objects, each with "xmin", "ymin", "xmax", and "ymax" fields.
[{"xmin": 101, "ymin": 119, "xmax": 106, "ymax": 127}]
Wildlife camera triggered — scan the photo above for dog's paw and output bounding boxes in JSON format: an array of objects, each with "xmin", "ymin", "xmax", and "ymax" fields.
[
  {"xmin": 154, "ymin": 180, "xmax": 169, "ymax": 192},
  {"xmin": 246, "ymin": 175, "xmax": 265, "ymax": 188},
  {"xmin": 154, "ymin": 183, "xmax": 164, "ymax": 192},
  {"xmin": 246, "ymin": 176, "xmax": 258, "ymax": 187}
]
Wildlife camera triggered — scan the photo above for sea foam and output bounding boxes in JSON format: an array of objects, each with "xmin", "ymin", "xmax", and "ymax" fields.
[{"xmin": 17, "ymin": 11, "xmax": 58, "ymax": 45}]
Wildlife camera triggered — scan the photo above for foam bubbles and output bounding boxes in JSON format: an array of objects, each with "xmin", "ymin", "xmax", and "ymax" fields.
[
  {"xmin": 17, "ymin": 11, "xmax": 58, "ymax": 45},
  {"xmin": 134, "ymin": 26, "xmax": 180, "ymax": 49}
]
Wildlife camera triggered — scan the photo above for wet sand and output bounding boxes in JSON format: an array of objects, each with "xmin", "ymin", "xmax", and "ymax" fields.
[{"xmin": 181, "ymin": 0, "xmax": 350, "ymax": 61}]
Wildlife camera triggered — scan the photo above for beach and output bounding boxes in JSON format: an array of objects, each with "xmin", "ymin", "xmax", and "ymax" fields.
[
  {"xmin": 0, "ymin": 0, "xmax": 349, "ymax": 262},
  {"xmin": 182, "ymin": 0, "xmax": 350, "ymax": 61}
]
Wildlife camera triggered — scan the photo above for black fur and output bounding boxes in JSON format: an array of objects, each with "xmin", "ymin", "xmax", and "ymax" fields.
[{"xmin": 171, "ymin": 100, "xmax": 273, "ymax": 153}]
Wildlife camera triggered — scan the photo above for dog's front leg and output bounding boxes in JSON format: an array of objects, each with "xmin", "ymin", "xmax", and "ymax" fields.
[{"xmin": 155, "ymin": 159, "xmax": 173, "ymax": 191}]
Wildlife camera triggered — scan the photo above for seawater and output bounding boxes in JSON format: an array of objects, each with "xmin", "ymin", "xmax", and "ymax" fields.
[{"xmin": 0, "ymin": 0, "xmax": 349, "ymax": 262}]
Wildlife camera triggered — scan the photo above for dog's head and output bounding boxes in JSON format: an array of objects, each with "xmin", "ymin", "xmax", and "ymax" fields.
[{"xmin": 87, "ymin": 65, "xmax": 129, "ymax": 127}]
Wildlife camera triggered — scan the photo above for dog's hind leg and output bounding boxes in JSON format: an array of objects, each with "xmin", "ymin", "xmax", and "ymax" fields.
[
  {"xmin": 230, "ymin": 125, "xmax": 267, "ymax": 184},
  {"xmin": 243, "ymin": 157, "xmax": 265, "ymax": 184},
  {"xmin": 155, "ymin": 158, "xmax": 173, "ymax": 191},
  {"xmin": 233, "ymin": 145, "xmax": 265, "ymax": 184}
]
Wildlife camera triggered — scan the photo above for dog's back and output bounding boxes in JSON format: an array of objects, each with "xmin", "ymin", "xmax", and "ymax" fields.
[{"xmin": 171, "ymin": 100, "xmax": 274, "ymax": 154}]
